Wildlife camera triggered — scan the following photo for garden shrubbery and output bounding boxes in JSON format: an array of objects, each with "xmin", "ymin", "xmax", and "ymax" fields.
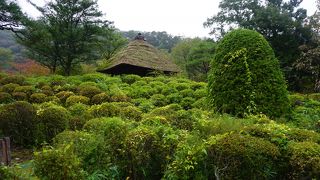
[
  {"xmin": 0, "ymin": 72, "xmax": 319, "ymax": 179},
  {"xmin": 208, "ymin": 29, "xmax": 289, "ymax": 118}
]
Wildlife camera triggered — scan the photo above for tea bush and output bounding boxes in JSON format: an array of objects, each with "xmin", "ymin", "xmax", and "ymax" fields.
[
  {"xmin": 79, "ymin": 86, "xmax": 102, "ymax": 99},
  {"xmin": 66, "ymin": 95, "xmax": 90, "ymax": 107},
  {"xmin": 55, "ymin": 91, "xmax": 75, "ymax": 103},
  {"xmin": 0, "ymin": 92, "xmax": 13, "ymax": 104},
  {"xmin": 37, "ymin": 103, "xmax": 71, "ymax": 142},
  {"xmin": 53, "ymin": 131, "xmax": 100, "ymax": 159},
  {"xmin": 30, "ymin": 93, "xmax": 47, "ymax": 104},
  {"xmin": 34, "ymin": 145, "xmax": 85, "ymax": 180},
  {"xmin": 0, "ymin": 83, "xmax": 19, "ymax": 93},
  {"xmin": 91, "ymin": 92, "xmax": 110, "ymax": 104},
  {"xmin": 14, "ymin": 85, "xmax": 36, "ymax": 96},
  {"xmin": 12, "ymin": 92, "xmax": 27, "ymax": 101},
  {"xmin": 0, "ymin": 101, "xmax": 38, "ymax": 146},
  {"xmin": 287, "ymin": 141, "xmax": 320, "ymax": 179},
  {"xmin": 0, "ymin": 75, "xmax": 26, "ymax": 85}
]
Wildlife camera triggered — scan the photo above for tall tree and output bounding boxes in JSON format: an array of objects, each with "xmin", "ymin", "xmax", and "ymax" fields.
[
  {"xmin": 204, "ymin": 0, "xmax": 313, "ymax": 89},
  {"xmin": 17, "ymin": 0, "xmax": 113, "ymax": 75},
  {"xmin": 0, "ymin": 0, "xmax": 25, "ymax": 32}
]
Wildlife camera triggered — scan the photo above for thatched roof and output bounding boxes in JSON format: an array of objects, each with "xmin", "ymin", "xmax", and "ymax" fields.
[{"xmin": 97, "ymin": 39, "xmax": 181, "ymax": 75}]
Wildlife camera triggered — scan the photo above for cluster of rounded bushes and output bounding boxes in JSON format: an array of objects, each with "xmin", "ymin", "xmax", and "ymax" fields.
[
  {"xmin": 0, "ymin": 72, "xmax": 319, "ymax": 179},
  {"xmin": 23, "ymin": 116, "xmax": 320, "ymax": 179},
  {"xmin": 0, "ymin": 72, "xmax": 207, "ymax": 147}
]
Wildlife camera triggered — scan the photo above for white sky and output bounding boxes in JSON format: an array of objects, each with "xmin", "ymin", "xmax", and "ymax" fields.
[{"xmin": 17, "ymin": 0, "xmax": 317, "ymax": 38}]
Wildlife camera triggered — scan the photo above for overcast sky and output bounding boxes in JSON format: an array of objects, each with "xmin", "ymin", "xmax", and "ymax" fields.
[{"xmin": 17, "ymin": 0, "xmax": 317, "ymax": 38}]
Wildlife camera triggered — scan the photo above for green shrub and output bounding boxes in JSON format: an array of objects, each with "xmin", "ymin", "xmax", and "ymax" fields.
[
  {"xmin": 208, "ymin": 29, "xmax": 289, "ymax": 118},
  {"xmin": 193, "ymin": 88, "xmax": 207, "ymax": 99},
  {"xmin": 12, "ymin": 92, "xmax": 27, "ymax": 101},
  {"xmin": 133, "ymin": 98, "xmax": 155, "ymax": 113},
  {"xmin": 81, "ymin": 73, "xmax": 107, "ymax": 83},
  {"xmin": 120, "ymin": 106, "xmax": 143, "ymax": 121},
  {"xmin": 37, "ymin": 104, "xmax": 71, "ymax": 142},
  {"xmin": 192, "ymin": 97, "xmax": 208, "ymax": 110},
  {"xmin": 0, "ymin": 92, "xmax": 13, "ymax": 104},
  {"xmin": 56, "ymin": 91, "xmax": 75, "ymax": 103},
  {"xmin": 174, "ymin": 83, "xmax": 190, "ymax": 91},
  {"xmin": 87, "ymin": 103, "xmax": 119, "ymax": 118},
  {"xmin": 79, "ymin": 86, "xmax": 102, "ymax": 98},
  {"xmin": 289, "ymin": 93, "xmax": 306, "ymax": 107},
  {"xmin": 124, "ymin": 126, "xmax": 176, "ymax": 179},
  {"xmin": 49, "ymin": 75, "xmax": 66, "ymax": 86},
  {"xmin": 287, "ymin": 141, "xmax": 320, "ymax": 179},
  {"xmin": 68, "ymin": 103, "xmax": 92, "ymax": 130},
  {"xmin": 30, "ymin": 93, "xmax": 47, "ymax": 103},
  {"xmin": 167, "ymin": 93, "xmax": 183, "ymax": 104},
  {"xmin": 54, "ymin": 131, "xmax": 101, "ymax": 159},
  {"xmin": 34, "ymin": 145, "xmax": 85, "ymax": 180},
  {"xmin": 180, "ymin": 89, "xmax": 194, "ymax": 98},
  {"xmin": 91, "ymin": 92, "xmax": 110, "ymax": 104},
  {"xmin": 308, "ymin": 93, "xmax": 320, "ymax": 101},
  {"xmin": 0, "ymin": 101, "xmax": 38, "ymax": 146},
  {"xmin": 13, "ymin": 86, "xmax": 36, "ymax": 96},
  {"xmin": 206, "ymin": 134, "xmax": 280, "ymax": 179},
  {"xmin": 180, "ymin": 97, "xmax": 196, "ymax": 110},
  {"xmin": 0, "ymin": 75, "xmax": 26, "ymax": 85},
  {"xmin": 121, "ymin": 74, "xmax": 141, "ymax": 84},
  {"xmin": 167, "ymin": 133, "xmax": 280, "ymax": 179},
  {"xmin": 45, "ymin": 96, "xmax": 61, "ymax": 103},
  {"xmin": 66, "ymin": 95, "xmax": 90, "ymax": 107},
  {"xmin": 83, "ymin": 117, "xmax": 130, "ymax": 171},
  {"xmin": 0, "ymin": 83, "xmax": 19, "ymax": 93},
  {"xmin": 161, "ymin": 86, "xmax": 177, "ymax": 96},
  {"xmin": 150, "ymin": 94, "xmax": 168, "ymax": 107}
]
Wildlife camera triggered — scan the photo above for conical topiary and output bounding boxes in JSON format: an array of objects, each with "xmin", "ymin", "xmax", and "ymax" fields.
[{"xmin": 208, "ymin": 29, "xmax": 289, "ymax": 118}]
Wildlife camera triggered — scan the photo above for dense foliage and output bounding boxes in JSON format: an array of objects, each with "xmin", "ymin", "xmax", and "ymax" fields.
[
  {"xmin": 0, "ymin": 72, "xmax": 319, "ymax": 179},
  {"xmin": 204, "ymin": 0, "xmax": 313, "ymax": 91},
  {"xmin": 208, "ymin": 29, "xmax": 289, "ymax": 117}
]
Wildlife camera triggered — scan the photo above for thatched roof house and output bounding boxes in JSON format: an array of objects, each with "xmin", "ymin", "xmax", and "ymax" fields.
[{"xmin": 97, "ymin": 34, "xmax": 181, "ymax": 76}]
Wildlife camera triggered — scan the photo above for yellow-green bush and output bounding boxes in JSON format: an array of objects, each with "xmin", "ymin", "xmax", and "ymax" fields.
[
  {"xmin": 56, "ymin": 91, "xmax": 75, "ymax": 103},
  {"xmin": 79, "ymin": 86, "xmax": 102, "ymax": 98},
  {"xmin": 68, "ymin": 103, "xmax": 92, "ymax": 130},
  {"xmin": 0, "ymin": 101, "xmax": 38, "ymax": 146},
  {"xmin": 12, "ymin": 92, "xmax": 27, "ymax": 101},
  {"xmin": 287, "ymin": 141, "xmax": 320, "ymax": 179},
  {"xmin": 91, "ymin": 92, "xmax": 110, "ymax": 104},
  {"xmin": 0, "ymin": 75, "xmax": 26, "ymax": 85},
  {"xmin": 66, "ymin": 95, "xmax": 90, "ymax": 107},
  {"xmin": 37, "ymin": 104, "xmax": 71, "ymax": 142},
  {"xmin": 121, "ymin": 74, "xmax": 141, "ymax": 84},
  {"xmin": 0, "ymin": 83, "xmax": 19, "ymax": 93},
  {"xmin": 30, "ymin": 93, "xmax": 47, "ymax": 104},
  {"xmin": 151, "ymin": 94, "xmax": 168, "ymax": 107},
  {"xmin": 34, "ymin": 145, "xmax": 85, "ymax": 180},
  {"xmin": 13, "ymin": 85, "xmax": 36, "ymax": 96},
  {"xmin": 0, "ymin": 92, "xmax": 13, "ymax": 104}
]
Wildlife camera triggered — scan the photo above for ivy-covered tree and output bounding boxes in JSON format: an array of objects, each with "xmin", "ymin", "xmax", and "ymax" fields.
[
  {"xmin": 204, "ymin": 0, "xmax": 313, "ymax": 90},
  {"xmin": 17, "ymin": 0, "xmax": 114, "ymax": 75},
  {"xmin": 208, "ymin": 29, "xmax": 289, "ymax": 118}
]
